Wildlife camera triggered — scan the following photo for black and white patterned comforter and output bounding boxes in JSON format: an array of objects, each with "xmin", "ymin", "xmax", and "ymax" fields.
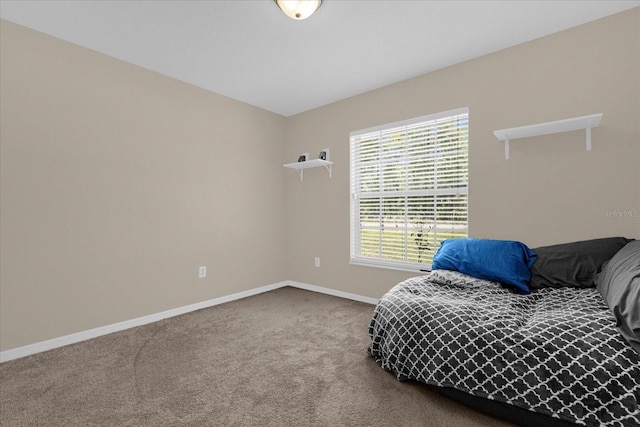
[{"xmin": 368, "ymin": 270, "xmax": 640, "ymax": 426}]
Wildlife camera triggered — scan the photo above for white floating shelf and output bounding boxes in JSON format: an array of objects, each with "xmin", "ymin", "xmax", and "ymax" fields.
[
  {"xmin": 284, "ymin": 159, "xmax": 333, "ymax": 181},
  {"xmin": 493, "ymin": 113, "xmax": 603, "ymax": 159}
]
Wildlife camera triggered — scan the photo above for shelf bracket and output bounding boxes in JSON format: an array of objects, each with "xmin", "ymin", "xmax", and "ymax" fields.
[
  {"xmin": 504, "ymin": 138, "xmax": 510, "ymax": 160},
  {"xmin": 586, "ymin": 127, "xmax": 592, "ymax": 152},
  {"xmin": 322, "ymin": 163, "xmax": 333, "ymax": 178}
]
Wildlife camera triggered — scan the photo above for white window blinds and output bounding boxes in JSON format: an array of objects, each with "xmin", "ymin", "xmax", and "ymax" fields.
[{"xmin": 350, "ymin": 108, "xmax": 469, "ymax": 272}]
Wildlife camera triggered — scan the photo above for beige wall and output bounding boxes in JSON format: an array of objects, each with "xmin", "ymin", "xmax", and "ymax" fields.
[
  {"xmin": 1, "ymin": 8, "xmax": 639, "ymax": 353},
  {"xmin": 0, "ymin": 20, "xmax": 287, "ymax": 351},
  {"xmin": 284, "ymin": 8, "xmax": 640, "ymax": 299}
]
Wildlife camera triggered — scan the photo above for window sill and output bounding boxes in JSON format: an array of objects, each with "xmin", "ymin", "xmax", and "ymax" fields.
[{"xmin": 349, "ymin": 259, "xmax": 431, "ymax": 274}]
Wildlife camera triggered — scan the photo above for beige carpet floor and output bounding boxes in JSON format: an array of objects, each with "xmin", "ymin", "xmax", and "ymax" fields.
[{"xmin": 0, "ymin": 286, "xmax": 516, "ymax": 426}]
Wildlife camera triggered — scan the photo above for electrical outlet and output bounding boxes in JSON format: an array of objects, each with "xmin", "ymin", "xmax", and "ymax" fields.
[
  {"xmin": 199, "ymin": 266, "xmax": 207, "ymax": 278},
  {"xmin": 315, "ymin": 257, "xmax": 320, "ymax": 267}
]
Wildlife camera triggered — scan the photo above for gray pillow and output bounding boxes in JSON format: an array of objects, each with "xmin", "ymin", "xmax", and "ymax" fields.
[
  {"xmin": 529, "ymin": 237, "xmax": 630, "ymax": 289},
  {"xmin": 595, "ymin": 240, "xmax": 640, "ymax": 355}
]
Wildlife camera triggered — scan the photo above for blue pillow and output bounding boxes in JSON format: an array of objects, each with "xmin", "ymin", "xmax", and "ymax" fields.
[{"xmin": 431, "ymin": 238, "xmax": 537, "ymax": 294}]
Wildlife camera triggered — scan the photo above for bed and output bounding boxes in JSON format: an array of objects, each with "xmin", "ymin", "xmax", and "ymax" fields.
[{"xmin": 368, "ymin": 237, "xmax": 640, "ymax": 427}]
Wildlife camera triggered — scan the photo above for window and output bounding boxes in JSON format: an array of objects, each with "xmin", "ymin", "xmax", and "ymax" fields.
[{"xmin": 350, "ymin": 108, "xmax": 469, "ymax": 272}]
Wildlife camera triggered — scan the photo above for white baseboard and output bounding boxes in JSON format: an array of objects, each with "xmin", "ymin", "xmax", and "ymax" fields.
[
  {"xmin": 0, "ymin": 281, "xmax": 288, "ymax": 363},
  {"xmin": 285, "ymin": 280, "xmax": 379, "ymax": 305},
  {"xmin": 0, "ymin": 281, "xmax": 377, "ymax": 363}
]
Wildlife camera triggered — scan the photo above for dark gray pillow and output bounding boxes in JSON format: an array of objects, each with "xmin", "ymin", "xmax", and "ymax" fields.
[
  {"xmin": 529, "ymin": 237, "xmax": 630, "ymax": 289},
  {"xmin": 595, "ymin": 241, "xmax": 640, "ymax": 355}
]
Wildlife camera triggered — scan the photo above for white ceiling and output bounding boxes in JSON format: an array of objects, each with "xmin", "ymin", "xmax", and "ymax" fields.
[{"xmin": 1, "ymin": 1, "xmax": 638, "ymax": 117}]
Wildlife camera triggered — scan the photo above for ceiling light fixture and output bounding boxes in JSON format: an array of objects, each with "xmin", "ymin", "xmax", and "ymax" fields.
[{"xmin": 274, "ymin": 0, "xmax": 323, "ymax": 20}]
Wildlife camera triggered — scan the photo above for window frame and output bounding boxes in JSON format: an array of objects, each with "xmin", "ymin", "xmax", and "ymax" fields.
[{"xmin": 349, "ymin": 107, "xmax": 469, "ymax": 273}]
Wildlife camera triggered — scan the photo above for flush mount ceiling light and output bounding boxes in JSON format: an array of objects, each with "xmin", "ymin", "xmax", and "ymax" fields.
[{"xmin": 274, "ymin": 0, "xmax": 323, "ymax": 20}]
